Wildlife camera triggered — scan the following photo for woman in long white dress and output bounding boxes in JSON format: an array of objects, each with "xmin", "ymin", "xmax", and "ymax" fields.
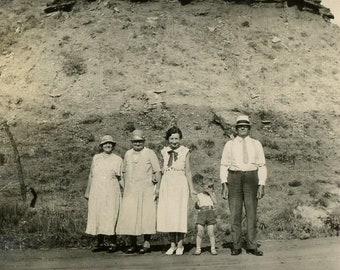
[
  {"xmin": 85, "ymin": 135, "xmax": 123, "ymax": 253},
  {"xmin": 156, "ymin": 127, "xmax": 197, "ymax": 255},
  {"xmin": 116, "ymin": 129, "xmax": 161, "ymax": 254}
]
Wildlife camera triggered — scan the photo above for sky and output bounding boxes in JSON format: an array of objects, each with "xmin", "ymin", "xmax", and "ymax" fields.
[{"xmin": 322, "ymin": 0, "xmax": 340, "ymax": 26}]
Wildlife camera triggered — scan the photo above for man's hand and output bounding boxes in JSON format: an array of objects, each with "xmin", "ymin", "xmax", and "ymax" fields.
[
  {"xmin": 257, "ymin": 185, "xmax": 265, "ymax": 199},
  {"xmin": 221, "ymin": 183, "xmax": 228, "ymax": 200}
]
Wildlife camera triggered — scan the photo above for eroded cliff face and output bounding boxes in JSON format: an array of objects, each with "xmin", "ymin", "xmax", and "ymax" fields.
[
  {"xmin": 181, "ymin": 1, "xmax": 334, "ymax": 20},
  {"xmin": 0, "ymin": 0, "xmax": 339, "ymax": 248}
]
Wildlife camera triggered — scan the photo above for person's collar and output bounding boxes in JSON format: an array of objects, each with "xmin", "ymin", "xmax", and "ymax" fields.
[
  {"xmin": 165, "ymin": 145, "xmax": 182, "ymax": 153},
  {"xmin": 236, "ymin": 135, "xmax": 250, "ymax": 141},
  {"xmin": 133, "ymin": 147, "xmax": 145, "ymax": 153}
]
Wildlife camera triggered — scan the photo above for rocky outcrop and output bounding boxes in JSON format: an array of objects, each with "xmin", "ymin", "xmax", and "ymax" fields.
[
  {"xmin": 43, "ymin": 0, "xmax": 335, "ymax": 21},
  {"xmin": 286, "ymin": 0, "xmax": 334, "ymax": 20},
  {"xmin": 227, "ymin": 1, "xmax": 334, "ymax": 21}
]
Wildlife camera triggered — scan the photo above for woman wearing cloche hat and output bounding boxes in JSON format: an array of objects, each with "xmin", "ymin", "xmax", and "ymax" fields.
[{"xmin": 85, "ymin": 135, "xmax": 123, "ymax": 253}]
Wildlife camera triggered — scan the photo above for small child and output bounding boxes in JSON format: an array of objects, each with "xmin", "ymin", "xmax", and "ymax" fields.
[{"xmin": 194, "ymin": 177, "xmax": 218, "ymax": 255}]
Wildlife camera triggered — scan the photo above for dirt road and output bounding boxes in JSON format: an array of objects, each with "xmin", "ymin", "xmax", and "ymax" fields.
[{"xmin": 0, "ymin": 237, "xmax": 339, "ymax": 270}]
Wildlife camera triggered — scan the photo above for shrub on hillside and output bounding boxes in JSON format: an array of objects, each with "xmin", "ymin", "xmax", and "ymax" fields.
[
  {"xmin": 80, "ymin": 114, "xmax": 103, "ymax": 124},
  {"xmin": 62, "ymin": 54, "xmax": 87, "ymax": 76},
  {"xmin": 324, "ymin": 208, "xmax": 340, "ymax": 236}
]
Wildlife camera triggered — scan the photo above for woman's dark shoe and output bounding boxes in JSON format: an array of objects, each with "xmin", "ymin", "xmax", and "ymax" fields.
[
  {"xmin": 246, "ymin": 248, "xmax": 263, "ymax": 256},
  {"xmin": 92, "ymin": 243, "xmax": 107, "ymax": 253},
  {"xmin": 178, "ymin": 0, "xmax": 192, "ymax": 5},
  {"xmin": 107, "ymin": 244, "xmax": 118, "ymax": 253},
  {"xmin": 231, "ymin": 248, "xmax": 242, "ymax": 256},
  {"xmin": 139, "ymin": 246, "xmax": 151, "ymax": 254},
  {"xmin": 125, "ymin": 246, "xmax": 138, "ymax": 254}
]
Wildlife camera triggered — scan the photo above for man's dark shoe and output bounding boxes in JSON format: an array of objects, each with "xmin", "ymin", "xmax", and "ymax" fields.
[
  {"xmin": 139, "ymin": 246, "xmax": 151, "ymax": 254},
  {"xmin": 231, "ymin": 248, "xmax": 242, "ymax": 256},
  {"xmin": 178, "ymin": 0, "xmax": 192, "ymax": 5},
  {"xmin": 125, "ymin": 246, "xmax": 138, "ymax": 254},
  {"xmin": 246, "ymin": 248, "xmax": 263, "ymax": 256},
  {"xmin": 92, "ymin": 243, "xmax": 107, "ymax": 252},
  {"xmin": 107, "ymin": 244, "xmax": 118, "ymax": 253}
]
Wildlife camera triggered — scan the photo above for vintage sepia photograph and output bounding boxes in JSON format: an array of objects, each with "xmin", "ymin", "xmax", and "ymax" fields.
[{"xmin": 0, "ymin": 0, "xmax": 339, "ymax": 269}]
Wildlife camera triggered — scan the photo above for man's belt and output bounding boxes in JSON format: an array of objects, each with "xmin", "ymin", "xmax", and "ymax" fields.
[
  {"xmin": 228, "ymin": 170, "xmax": 257, "ymax": 174},
  {"xmin": 199, "ymin": 205, "xmax": 215, "ymax": 210}
]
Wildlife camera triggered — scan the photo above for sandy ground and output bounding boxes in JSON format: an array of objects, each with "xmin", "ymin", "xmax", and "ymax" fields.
[{"xmin": 0, "ymin": 237, "xmax": 339, "ymax": 270}]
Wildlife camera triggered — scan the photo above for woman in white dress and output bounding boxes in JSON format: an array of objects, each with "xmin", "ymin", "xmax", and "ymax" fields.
[
  {"xmin": 85, "ymin": 135, "xmax": 123, "ymax": 253},
  {"xmin": 116, "ymin": 129, "xmax": 161, "ymax": 254},
  {"xmin": 156, "ymin": 127, "xmax": 197, "ymax": 255}
]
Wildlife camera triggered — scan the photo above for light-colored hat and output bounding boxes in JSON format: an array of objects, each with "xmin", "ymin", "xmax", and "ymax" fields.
[
  {"xmin": 236, "ymin": 115, "xmax": 251, "ymax": 126},
  {"xmin": 131, "ymin": 129, "xmax": 145, "ymax": 141},
  {"xmin": 99, "ymin": 135, "xmax": 116, "ymax": 145}
]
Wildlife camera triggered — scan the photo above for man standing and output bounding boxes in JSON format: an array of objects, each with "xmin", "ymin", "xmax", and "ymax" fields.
[
  {"xmin": 220, "ymin": 115, "xmax": 267, "ymax": 256},
  {"xmin": 116, "ymin": 129, "xmax": 161, "ymax": 254}
]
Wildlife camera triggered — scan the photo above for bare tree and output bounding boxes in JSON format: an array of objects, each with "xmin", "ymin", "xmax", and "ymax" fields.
[{"xmin": 1, "ymin": 121, "xmax": 26, "ymax": 202}]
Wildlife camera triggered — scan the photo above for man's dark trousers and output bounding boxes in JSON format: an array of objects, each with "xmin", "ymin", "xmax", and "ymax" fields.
[{"xmin": 228, "ymin": 170, "xmax": 258, "ymax": 250}]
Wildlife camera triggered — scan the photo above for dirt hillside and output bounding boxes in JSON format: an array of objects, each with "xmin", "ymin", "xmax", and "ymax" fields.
[{"xmin": 0, "ymin": 0, "xmax": 339, "ymax": 249}]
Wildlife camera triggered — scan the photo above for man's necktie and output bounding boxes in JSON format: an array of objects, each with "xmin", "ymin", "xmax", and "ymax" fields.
[{"xmin": 242, "ymin": 139, "xmax": 249, "ymax": 164}]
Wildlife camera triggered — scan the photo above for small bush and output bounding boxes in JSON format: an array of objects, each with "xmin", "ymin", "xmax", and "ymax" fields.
[
  {"xmin": 262, "ymin": 137, "xmax": 280, "ymax": 150},
  {"xmin": 274, "ymin": 152, "xmax": 296, "ymax": 163},
  {"xmin": 324, "ymin": 208, "xmax": 340, "ymax": 236},
  {"xmin": 201, "ymin": 167, "xmax": 216, "ymax": 175},
  {"xmin": 0, "ymin": 203, "xmax": 28, "ymax": 232},
  {"xmin": 206, "ymin": 149, "xmax": 214, "ymax": 157},
  {"xmin": 198, "ymin": 139, "xmax": 215, "ymax": 149},
  {"xmin": 188, "ymin": 143, "xmax": 198, "ymax": 151},
  {"xmin": 80, "ymin": 114, "xmax": 103, "ymax": 124},
  {"xmin": 124, "ymin": 122, "xmax": 135, "ymax": 132},
  {"xmin": 314, "ymin": 197, "xmax": 328, "ymax": 208},
  {"xmin": 0, "ymin": 153, "xmax": 5, "ymax": 165},
  {"xmin": 83, "ymin": 133, "xmax": 95, "ymax": 143},
  {"xmin": 323, "ymin": 192, "xmax": 332, "ymax": 199},
  {"xmin": 192, "ymin": 173, "xmax": 204, "ymax": 185},
  {"xmin": 309, "ymin": 189, "xmax": 318, "ymax": 198},
  {"xmin": 288, "ymin": 180, "xmax": 302, "ymax": 187},
  {"xmin": 62, "ymin": 54, "xmax": 87, "ymax": 76}
]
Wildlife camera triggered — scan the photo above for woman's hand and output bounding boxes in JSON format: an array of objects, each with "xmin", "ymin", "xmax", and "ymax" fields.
[
  {"xmin": 154, "ymin": 188, "xmax": 160, "ymax": 201},
  {"xmin": 190, "ymin": 188, "xmax": 197, "ymax": 197},
  {"xmin": 152, "ymin": 178, "xmax": 158, "ymax": 185}
]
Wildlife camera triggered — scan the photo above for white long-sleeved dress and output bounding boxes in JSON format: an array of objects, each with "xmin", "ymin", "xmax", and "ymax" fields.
[{"xmin": 85, "ymin": 152, "xmax": 122, "ymax": 235}]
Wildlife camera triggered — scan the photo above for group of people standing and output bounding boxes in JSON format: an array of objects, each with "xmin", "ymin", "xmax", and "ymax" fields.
[{"xmin": 84, "ymin": 115, "xmax": 267, "ymax": 257}]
